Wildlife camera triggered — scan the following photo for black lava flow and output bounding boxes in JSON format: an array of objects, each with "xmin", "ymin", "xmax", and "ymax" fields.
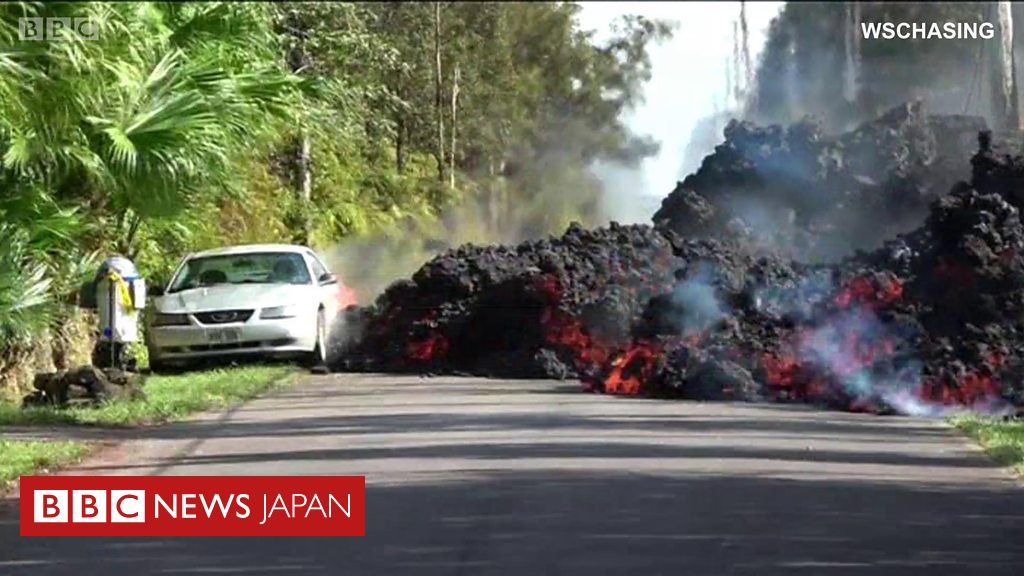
[{"xmin": 331, "ymin": 102, "xmax": 1024, "ymax": 415}]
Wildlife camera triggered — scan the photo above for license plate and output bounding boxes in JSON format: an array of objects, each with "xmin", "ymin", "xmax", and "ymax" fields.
[{"xmin": 207, "ymin": 328, "xmax": 241, "ymax": 344}]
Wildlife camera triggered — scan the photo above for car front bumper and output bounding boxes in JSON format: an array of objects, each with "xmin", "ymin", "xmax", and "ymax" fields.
[{"xmin": 148, "ymin": 315, "xmax": 316, "ymax": 363}]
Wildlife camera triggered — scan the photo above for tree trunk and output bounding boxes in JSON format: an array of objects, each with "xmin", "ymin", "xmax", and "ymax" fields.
[
  {"xmin": 732, "ymin": 20, "xmax": 742, "ymax": 106},
  {"xmin": 298, "ymin": 132, "xmax": 312, "ymax": 242},
  {"xmin": 124, "ymin": 213, "xmax": 141, "ymax": 261},
  {"xmin": 784, "ymin": 20, "xmax": 799, "ymax": 121},
  {"xmin": 117, "ymin": 210, "xmax": 142, "ymax": 260},
  {"xmin": 843, "ymin": 1, "xmax": 861, "ymax": 105},
  {"xmin": 450, "ymin": 64, "xmax": 460, "ymax": 189},
  {"xmin": 285, "ymin": 10, "xmax": 313, "ymax": 244},
  {"xmin": 740, "ymin": 1, "xmax": 753, "ymax": 109},
  {"xmin": 724, "ymin": 56, "xmax": 733, "ymax": 111},
  {"xmin": 434, "ymin": 1, "xmax": 446, "ymax": 183},
  {"xmin": 997, "ymin": 0, "xmax": 1019, "ymax": 130},
  {"xmin": 396, "ymin": 114, "xmax": 406, "ymax": 174}
]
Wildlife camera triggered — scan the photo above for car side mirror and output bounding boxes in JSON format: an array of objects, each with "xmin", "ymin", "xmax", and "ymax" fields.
[
  {"xmin": 148, "ymin": 281, "xmax": 167, "ymax": 297},
  {"xmin": 318, "ymin": 273, "xmax": 337, "ymax": 285}
]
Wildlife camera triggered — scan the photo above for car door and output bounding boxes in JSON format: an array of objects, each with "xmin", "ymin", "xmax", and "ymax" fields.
[{"xmin": 305, "ymin": 250, "xmax": 339, "ymax": 321}]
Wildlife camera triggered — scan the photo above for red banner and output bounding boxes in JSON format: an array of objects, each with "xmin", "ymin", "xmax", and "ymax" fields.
[{"xmin": 20, "ymin": 476, "xmax": 365, "ymax": 537}]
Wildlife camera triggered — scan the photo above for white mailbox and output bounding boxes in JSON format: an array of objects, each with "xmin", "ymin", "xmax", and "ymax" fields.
[{"xmin": 93, "ymin": 256, "xmax": 146, "ymax": 344}]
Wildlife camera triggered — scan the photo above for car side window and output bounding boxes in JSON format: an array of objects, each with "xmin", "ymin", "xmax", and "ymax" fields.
[{"xmin": 307, "ymin": 252, "xmax": 329, "ymax": 282}]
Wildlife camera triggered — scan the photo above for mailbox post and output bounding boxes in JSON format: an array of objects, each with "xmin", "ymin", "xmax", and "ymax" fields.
[{"xmin": 79, "ymin": 256, "xmax": 146, "ymax": 370}]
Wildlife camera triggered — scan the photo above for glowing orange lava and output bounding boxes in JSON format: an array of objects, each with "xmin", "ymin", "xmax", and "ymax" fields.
[
  {"xmin": 406, "ymin": 332, "xmax": 450, "ymax": 362},
  {"xmin": 603, "ymin": 342, "xmax": 660, "ymax": 395}
]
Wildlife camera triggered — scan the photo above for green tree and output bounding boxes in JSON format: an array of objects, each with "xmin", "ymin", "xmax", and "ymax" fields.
[
  {"xmin": 0, "ymin": 1, "xmax": 672, "ymax": 388},
  {"xmin": 0, "ymin": 1, "xmax": 294, "ymax": 375}
]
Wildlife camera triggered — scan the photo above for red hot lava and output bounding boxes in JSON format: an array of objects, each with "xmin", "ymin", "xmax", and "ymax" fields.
[
  {"xmin": 921, "ymin": 352, "xmax": 1005, "ymax": 407},
  {"xmin": 833, "ymin": 273, "xmax": 903, "ymax": 309},
  {"xmin": 541, "ymin": 307, "xmax": 662, "ymax": 396},
  {"xmin": 761, "ymin": 274, "xmax": 906, "ymax": 407},
  {"xmin": 536, "ymin": 274, "xmax": 662, "ymax": 395},
  {"xmin": 540, "ymin": 308, "xmax": 611, "ymax": 366},
  {"xmin": 407, "ymin": 332, "xmax": 450, "ymax": 362},
  {"xmin": 761, "ymin": 272, "xmax": 1007, "ymax": 412},
  {"xmin": 921, "ymin": 373, "xmax": 1001, "ymax": 406},
  {"xmin": 534, "ymin": 268, "xmax": 1005, "ymax": 412},
  {"xmin": 603, "ymin": 341, "xmax": 661, "ymax": 395},
  {"xmin": 536, "ymin": 274, "xmax": 612, "ymax": 368}
]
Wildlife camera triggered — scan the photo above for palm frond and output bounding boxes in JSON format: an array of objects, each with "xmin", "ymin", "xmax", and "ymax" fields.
[{"xmin": 0, "ymin": 224, "xmax": 54, "ymax": 345}]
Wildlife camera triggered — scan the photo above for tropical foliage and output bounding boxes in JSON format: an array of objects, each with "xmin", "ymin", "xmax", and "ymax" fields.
[{"xmin": 0, "ymin": 1, "xmax": 670, "ymax": 388}]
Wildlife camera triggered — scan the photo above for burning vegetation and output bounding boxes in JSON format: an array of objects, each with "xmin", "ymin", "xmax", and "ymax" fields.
[{"xmin": 333, "ymin": 103, "xmax": 1024, "ymax": 417}]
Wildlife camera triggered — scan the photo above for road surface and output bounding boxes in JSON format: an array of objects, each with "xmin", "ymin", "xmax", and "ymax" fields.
[{"xmin": 3, "ymin": 373, "xmax": 1023, "ymax": 575}]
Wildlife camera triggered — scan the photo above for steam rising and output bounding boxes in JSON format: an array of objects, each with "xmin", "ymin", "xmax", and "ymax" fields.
[
  {"xmin": 578, "ymin": 3, "xmax": 783, "ymax": 208},
  {"xmin": 753, "ymin": 272, "xmax": 1013, "ymax": 417},
  {"xmin": 798, "ymin": 308, "xmax": 920, "ymax": 402},
  {"xmin": 322, "ymin": 4, "xmax": 1014, "ymax": 418},
  {"xmin": 323, "ymin": 171, "xmax": 612, "ymax": 303},
  {"xmin": 328, "ymin": 4, "xmax": 785, "ymax": 304},
  {"xmin": 670, "ymin": 264, "xmax": 726, "ymax": 335}
]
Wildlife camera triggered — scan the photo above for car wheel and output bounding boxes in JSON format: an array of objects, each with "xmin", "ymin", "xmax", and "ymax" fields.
[{"xmin": 305, "ymin": 309, "xmax": 328, "ymax": 369}]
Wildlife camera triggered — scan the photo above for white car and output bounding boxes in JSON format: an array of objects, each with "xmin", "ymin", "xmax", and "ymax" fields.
[{"xmin": 146, "ymin": 244, "xmax": 354, "ymax": 372}]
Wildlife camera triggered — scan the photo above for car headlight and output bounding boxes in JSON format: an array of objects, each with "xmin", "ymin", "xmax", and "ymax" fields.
[
  {"xmin": 260, "ymin": 304, "xmax": 299, "ymax": 319},
  {"xmin": 152, "ymin": 313, "xmax": 190, "ymax": 327}
]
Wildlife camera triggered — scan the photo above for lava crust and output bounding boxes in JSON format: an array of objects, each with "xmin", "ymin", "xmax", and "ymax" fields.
[{"xmin": 331, "ymin": 104, "xmax": 1024, "ymax": 416}]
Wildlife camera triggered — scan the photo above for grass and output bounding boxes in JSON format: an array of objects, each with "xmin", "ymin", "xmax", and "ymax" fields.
[
  {"xmin": 0, "ymin": 364, "xmax": 296, "ymax": 427},
  {"xmin": 0, "ymin": 440, "xmax": 88, "ymax": 488},
  {"xmin": 952, "ymin": 415, "xmax": 1024, "ymax": 476}
]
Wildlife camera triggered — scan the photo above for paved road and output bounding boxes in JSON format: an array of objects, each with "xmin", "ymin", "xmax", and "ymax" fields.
[{"xmin": 3, "ymin": 374, "xmax": 1023, "ymax": 575}]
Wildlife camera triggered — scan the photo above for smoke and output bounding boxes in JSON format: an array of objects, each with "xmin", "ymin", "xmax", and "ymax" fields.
[
  {"xmin": 324, "ymin": 232, "xmax": 430, "ymax": 305},
  {"xmin": 669, "ymin": 263, "xmax": 727, "ymax": 335},
  {"xmin": 322, "ymin": 158, "xmax": 614, "ymax": 304},
  {"xmin": 753, "ymin": 272, "xmax": 1013, "ymax": 417},
  {"xmin": 680, "ymin": 111, "xmax": 732, "ymax": 178},
  {"xmin": 590, "ymin": 160, "xmax": 664, "ymax": 225},
  {"xmin": 325, "ymin": 1, "xmax": 727, "ymax": 304},
  {"xmin": 322, "ymin": 202, "xmax": 533, "ymax": 305},
  {"xmin": 753, "ymin": 269, "xmax": 834, "ymax": 321},
  {"xmin": 801, "ymin": 306, "xmax": 1014, "ymax": 417},
  {"xmin": 577, "ymin": 3, "xmax": 783, "ymax": 213},
  {"xmin": 798, "ymin": 307, "xmax": 922, "ymax": 402},
  {"xmin": 883, "ymin": 388, "xmax": 1015, "ymax": 418},
  {"xmin": 723, "ymin": 196, "xmax": 799, "ymax": 254}
]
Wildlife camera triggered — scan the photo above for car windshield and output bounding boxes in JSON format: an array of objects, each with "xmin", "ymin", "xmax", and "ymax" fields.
[{"xmin": 168, "ymin": 252, "xmax": 311, "ymax": 293}]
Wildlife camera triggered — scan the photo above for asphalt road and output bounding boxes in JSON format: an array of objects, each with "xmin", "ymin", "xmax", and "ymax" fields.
[{"xmin": 2, "ymin": 373, "xmax": 1023, "ymax": 575}]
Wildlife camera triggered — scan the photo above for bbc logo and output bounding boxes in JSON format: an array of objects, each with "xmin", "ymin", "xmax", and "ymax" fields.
[
  {"xmin": 33, "ymin": 490, "xmax": 145, "ymax": 523},
  {"xmin": 18, "ymin": 17, "xmax": 99, "ymax": 41}
]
